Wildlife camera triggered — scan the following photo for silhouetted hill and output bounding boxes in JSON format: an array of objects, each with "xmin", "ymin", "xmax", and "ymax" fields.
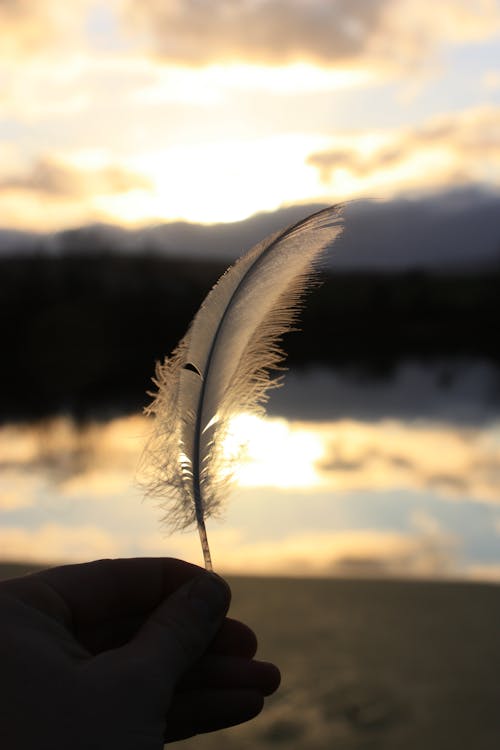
[{"xmin": 1, "ymin": 188, "xmax": 499, "ymax": 271}]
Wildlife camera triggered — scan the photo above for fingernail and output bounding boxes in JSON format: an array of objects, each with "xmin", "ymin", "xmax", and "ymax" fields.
[{"xmin": 188, "ymin": 572, "xmax": 230, "ymax": 620}]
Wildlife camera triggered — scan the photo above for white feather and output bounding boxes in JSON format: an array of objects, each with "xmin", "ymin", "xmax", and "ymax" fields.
[{"xmin": 142, "ymin": 205, "xmax": 343, "ymax": 569}]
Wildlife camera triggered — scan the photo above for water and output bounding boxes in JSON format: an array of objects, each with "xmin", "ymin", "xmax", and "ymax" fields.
[{"xmin": 0, "ymin": 360, "xmax": 499, "ymax": 580}]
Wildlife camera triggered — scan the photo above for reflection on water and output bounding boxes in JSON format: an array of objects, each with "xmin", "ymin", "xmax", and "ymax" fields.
[
  {"xmin": 0, "ymin": 362, "xmax": 499, "ymax": 579},
  {"xmin": 268, "ymin": 359, "xmax": 500, "ymax": 424}
]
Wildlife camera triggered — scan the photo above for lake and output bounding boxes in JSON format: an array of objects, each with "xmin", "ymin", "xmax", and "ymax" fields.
[{"xmin": 0, "ymin": 360, "xmax": 499, "ymax": 580}]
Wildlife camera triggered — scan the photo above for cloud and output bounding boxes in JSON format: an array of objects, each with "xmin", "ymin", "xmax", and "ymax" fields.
[
  {"xmin": 0, "ymin": 416, "xmax": 146, "ymax": 497},
  {"xmin": 0, "ymin": 157, "xmax": 152, "ymax": 199},
  {"xmin": 0, "ymin": 1, "xmax": 60, "ymax": 57},
  {"xmin": 124, "ymin": 0, "xmax": 386, "ymax": 66},
  {"xmin": 316, "ymin": 418, "xmax": 500, "ymax": 505},
  {"xmin": 466, "ymin": 563, "xmax": 500, "ymax": 582},
  {"xmin": 307, "ymin": 107, "xmax": 500, "ymax": 194},
  {"xmin": 208, "ymin": 410, "xmax": 500, "ymax": 505},
  {"xmin": 0, "ymin": 474, "xmax": 37, "ymax": 510},
  {"xmin": 482, "ymin": 70, "xmax": 500, "ymax": 90},
  {"xmin": 0, "ymin": 520, "xmax": 486, "ymax": 579},
  {"xmin": 0, "ymin": 523, "xmax": 123, "ymax": 564},
  {"xmin": 0, "ymin": 416, "xmax": 494, "ymax": 578},
  {"xmin": 4, "ymin": 0, "xmax": 499, "ymax": 70},
  {"xmin": 3, "ymin": 413, "xmax": 500, "ymax": 509},
  {"xmin": 124, "ymin": 0, "xmax": 500, "ymax": 68},
  {"xmin": 0, "ymin": 0, "xmax": 91, "ymax": 60},
  {"xmin": 146, "ymin": 524, "xmax": 458, "ymax": 578}
]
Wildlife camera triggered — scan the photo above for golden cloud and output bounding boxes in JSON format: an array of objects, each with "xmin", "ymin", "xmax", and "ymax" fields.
[
  {"xmin": 0, "ymin": 1, "xmax": 59, "ymax": 57},
  {"xmin": 0, "ymin": 0, "xmax": 91, "ymax": 60},
  {"xmin": 124, "ymin": 0, "xmax": 500, "ymax": 68},
  {"xmin": 483, "ymin": 70, "xmax": 500, "ymax": 90},
  {"xmin": 0, "ymin": 416, "xmax": 145, "ymax": 496},
  {"xmin": 0, "ymin": 416, "xmax": 494, "ymax": 578},
  {"xmin": 0, "ymin": 157, "xmax": 152, "ymax": 199},
  {"xmin": 218, "ymin": 413, "xmax": 500, "ymax": 505},
  {"xmin": 307, "ymin": 107, "xmax": 500, "ymax": 193},
  {"xmin": 0, "ymin": 523, "xmax": 123, "ymax": 564},
  {"xmin": 466, "ymin": 563, "xmax": 500, "ymax": 582},
  {"xmin": 315, "ymin": 418, "xmax": 500, "ymax": 505},
  {"xmin": 147, "ymin": 524, "xmax": 458, "ymax": 578},
  {"xmin": 0, "ymin": 520, "xmax": 459, "ymax": 577},
  {"xmin": 3, "ymin": 414, "xmax": 500, "ymax": 507},
  {"xmin": 0, "ymin": 473, "xmax": 38, "ymax": 510}
]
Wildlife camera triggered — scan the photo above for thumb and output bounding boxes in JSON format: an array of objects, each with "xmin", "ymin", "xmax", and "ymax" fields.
[{"xmin": 125, "ymin": 572, "xmax": 231, "ymax": 685}]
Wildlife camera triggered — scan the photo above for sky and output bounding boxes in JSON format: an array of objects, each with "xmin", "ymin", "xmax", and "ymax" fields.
[
  {"xmin": 1, "ymin": 2, "xmax": 500, "ymax": 578},
  {"xmin": 1, "ymin": 0, "xmax": 500, "ymax": 231}
]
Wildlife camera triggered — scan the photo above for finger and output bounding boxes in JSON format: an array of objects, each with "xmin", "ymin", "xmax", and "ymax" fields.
[
  {"xmin": 124, "ymin": 572, "xmax": 231, "ymax": 683},
  {"xmin": 6, "ymin": 559, "xmax": 258, "ymax": 658},
  {"xmin": 0, "ymin": 574, "xmax": 72, "ymax": 625},
  {"xmin": 164, "ymin": 689, "xmax": 265, "ymax": 743},
  {"xmin": 79, "ymin": 614, "xmax": 257, "ymax": 657},
  {"xmin": 178, "ymin": 654, "xmax": 281, "ymax": 696},
  {"xmin": 30, "ymin": 557, "xmax": 202, "ymax": 626},
  {"xmin": 211, "ymin": 617, "xmax": 258, "ymax": 658}
]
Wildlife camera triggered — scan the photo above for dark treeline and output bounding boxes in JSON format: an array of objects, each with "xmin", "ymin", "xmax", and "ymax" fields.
[{"xmin": 1, "ymin": 252, "xmax": 499, "ymax": 422}]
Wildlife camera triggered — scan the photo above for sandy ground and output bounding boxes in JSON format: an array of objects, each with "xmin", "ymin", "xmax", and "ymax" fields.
[{"xmin": 1, "ymin": 564, "xmax": 499, "ymax": 749}]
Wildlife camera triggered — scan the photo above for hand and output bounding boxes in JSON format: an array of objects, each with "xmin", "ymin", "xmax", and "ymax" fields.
[{"xmin": 0, "ymin": 557, "xmax": 280, "ymax": 750}]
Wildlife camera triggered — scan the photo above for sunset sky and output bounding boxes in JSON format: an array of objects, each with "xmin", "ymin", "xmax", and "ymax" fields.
[
  {"xmin": 1, "ymin": 0, "xmax": 500, "ymax": 231},
  {"xmin": 1, "ymin": 2, "xmax": 500, "ymax": 578}
]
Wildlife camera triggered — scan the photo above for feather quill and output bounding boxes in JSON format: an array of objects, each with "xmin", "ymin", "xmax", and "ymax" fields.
[{"xmin": 142, "ymin": 205, "xmax": 343, "ymax": 570}]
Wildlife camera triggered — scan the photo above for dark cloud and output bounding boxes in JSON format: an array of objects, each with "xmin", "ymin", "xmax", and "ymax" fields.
[
  {"xmin": 125, "ymin": 0, "xmax": 389, "ymax": 65},
  {"xmin": 124, "ymin": 0, "xmax": 500, "ymax": 68},
  {"xmin": 0, "ymin": 158, "xmax": 152, "ymax": 198}
]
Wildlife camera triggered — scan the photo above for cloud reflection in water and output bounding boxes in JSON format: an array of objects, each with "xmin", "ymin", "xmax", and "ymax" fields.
[{"xmin": 0, "ymin": 395, "xmax": 498, "ymax": 579}]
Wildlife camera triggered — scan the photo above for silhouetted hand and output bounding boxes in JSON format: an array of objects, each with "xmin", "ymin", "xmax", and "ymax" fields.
[{"xmin": 0, "ymin": 558, "xmax": 280, "ymax": 749}]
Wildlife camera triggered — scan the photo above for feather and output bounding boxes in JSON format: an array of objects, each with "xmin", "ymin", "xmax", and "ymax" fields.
[{"xmin": 141, "ymin": 205, "xmax": 343, "ymax": 570}]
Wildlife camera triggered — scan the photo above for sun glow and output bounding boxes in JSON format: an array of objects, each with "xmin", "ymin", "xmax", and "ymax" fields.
[
  {"xmin": 95, "ymin": 134, "xmax": 328, "ymax": 226},
  {"xmin": 134, "ymin": 62, "xmax": 375, "ymax": 104},
  {"xmin": 223, "ymin": 413, "xmax": 325, "ymax": 489}
]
